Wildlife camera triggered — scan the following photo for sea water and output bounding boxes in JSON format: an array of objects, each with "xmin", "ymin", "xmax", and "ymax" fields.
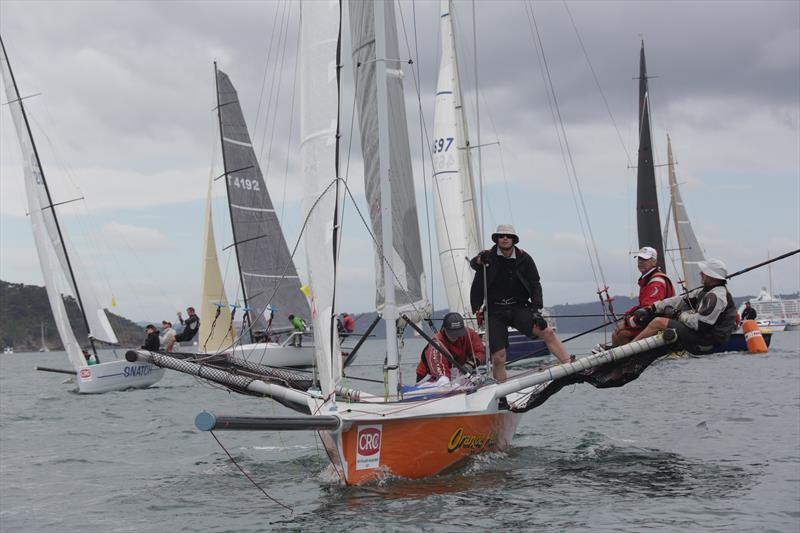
[{"xmin": 1, "ymin": 332, "xmax": 798, "ymax": 532}]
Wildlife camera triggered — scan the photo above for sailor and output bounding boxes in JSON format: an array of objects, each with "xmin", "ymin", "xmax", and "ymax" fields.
[
  {"xmin": 141, "ymin": 324, "xmax": 160, "ymax": 351},
  {"xmin": 288, "ymin": 314, "xmax": 307, "ymax": 347},
  {"xmin": 741, "ymin": 301, "xmax": 757, "ymax": 321},
  {"xmin": 166, "ymin": 306, "xmax": 200, "ymax": 351},
  {"xmin": 159, "ymin": 321, "xmax": 176, "ymax": 352},
  {"xmin": 470, "ymin": 224, "xmax": 572, "ymax": 381},
  {"xmin": 631, "ymin": 258, "xmax": 738, "ymax": 354},
  {"xmin": 415, "ymin": 312, "xmax": 485, "ymax": 383},
  {"xmin": 611, "ymin": 246, "xmax": 675, "ymax": 347}
]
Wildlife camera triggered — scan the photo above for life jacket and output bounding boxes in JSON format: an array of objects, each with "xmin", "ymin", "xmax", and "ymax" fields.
[
  {"xmin": 691, "ymin": 285, "xmax": 738, "ymax": 345},
  {"xmin": 638, "ymin": 268, "xmax": 675, "ymax": 298}
]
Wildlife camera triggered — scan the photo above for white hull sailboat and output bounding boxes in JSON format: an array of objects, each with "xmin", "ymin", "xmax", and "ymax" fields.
[{"xmin": 1, "ymin": 36, "xmax": 163, "ymax": 393}]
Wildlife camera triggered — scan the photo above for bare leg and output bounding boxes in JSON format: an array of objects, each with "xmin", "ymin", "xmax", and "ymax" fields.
[
  {"xmin": 631, "ymin": 317, "xmax": 669, "ymax": 342},
  {"xmin": 492, "ymin": 348, "xmax": 507, "ymax": 381},
  {"xmin": 611, "ymin": 325, "xmax": 637, "ymax": 347},
  {"xmin": 533, "ymin": 326, "xmax": 571, "ymax": 363},
  {"xmin": 165, "ymin": 337, "xmax": 175, "ymax": 352}
]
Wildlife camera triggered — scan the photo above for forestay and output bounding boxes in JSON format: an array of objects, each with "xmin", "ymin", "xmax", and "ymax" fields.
[
  {"xmin": 299, "ymin": 0, "xmax": 342, "ymax": 397},
  {"xmin": 1, "ymin": 38, "xmax": 117, "ymax": 365},
  {"xmin": 666, "ymin": 135, "xmax": 703, "ymax": 290},
  {"xmin": 215, "ymin": 68, "xmax": 309, "ymax": 333},
  {"xmin": 431, "ymin": 0, "xmax": 481, "ymax": 319},
  {"xmin": 349, "ymin": 1, "xmax": 430, "ymax": 319}
]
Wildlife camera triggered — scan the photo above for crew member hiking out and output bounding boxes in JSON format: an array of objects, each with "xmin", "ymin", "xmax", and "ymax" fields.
[
  {"xmin": 415, "ymin": 312, "xmax": 485, "ymax": 383},
  {"xmin": 470, "ymin": 224, "xmax": 572, "ymax": 381},
  {"xmin": 609, "ymin": 246, "xmax": 675, "ymax": 348},
  {"xmin": 631, "ymin": 258, "xmax": 738, "ymax": 354},
  {"xmin": 166, "ymin": 306, "xmax": 200, "ymax": 352}
]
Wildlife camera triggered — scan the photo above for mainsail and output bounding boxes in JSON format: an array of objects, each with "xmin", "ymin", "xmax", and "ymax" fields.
[
  {"xmin": 198, "ymin": 170, "xmax": 236, "ymax": 352},
  {"xmin": 1, "ymin": 36, "xmax": 117, "ymax": 370},
  {"xmin": 666, "ymin": 135, "xmax": 704, "ymax": 290},
  {"xmin": 431, "ymin": 0, "xmax": 481, "ymax": 319},
  {"xmin": 299, "ymin": 0, "xmax": 342, "ymax": 397},
  {"xmin": 349, "ymin": 0, "xmax": 430, "ymax": 319},
  {"xmin": 214, "ymin": 66, "xmax": 309, "ymax": 334},
  {"xmin": 635, "ymin": 42, "xmax": 666, "ymax": 272}
]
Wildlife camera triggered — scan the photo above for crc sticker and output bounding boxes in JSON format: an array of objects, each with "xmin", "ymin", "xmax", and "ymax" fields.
[
  {"xmin": 79, "ymin": 368, "xmax": 92, "ymax": 380},
  {"xmin": 355, "ymin": 424, "xmax": 382, "ymax": 470}
]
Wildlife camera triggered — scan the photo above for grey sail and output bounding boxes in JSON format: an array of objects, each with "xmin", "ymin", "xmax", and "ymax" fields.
[
  {"xmin": 348, "ymin": 1, "xmax": 429, "ymax": 316},
  {"xmin": 215, "ymin": 67, "xmax": 309, "ymax": 333},
  {"xmin": 636, "ymin": 43, "xmax": 666, "ymax": 272},
  {"xmin": 667, "ymin": 135, "xmax": 704, "ymax": 290}
]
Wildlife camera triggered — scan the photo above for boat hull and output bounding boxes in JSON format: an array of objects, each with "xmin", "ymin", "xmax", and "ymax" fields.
[
  {"xmin": 77, "ymin": 359, "xmax": 165, "ymax": 394},
  {"xmin": 325, "ymin": 410, "xmax": 522, "ymax": 485},
  {"xmin": 710, "ymin": 331, "xmax": 772, "ymax": 354},
  {"xmin": 232, "ymin": 342, "xmax": 315, "ymax": 367},
  {"xmin": 506, "ymin": 333, "xmax": 549, "ymax": 364}
]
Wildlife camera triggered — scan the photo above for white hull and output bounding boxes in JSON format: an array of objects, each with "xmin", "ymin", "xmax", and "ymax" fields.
[
  {"xmin": 77, "ymin": 359, "xmax": 165, "ymax": 394},
  {"xmin": 231, "ymin": 342, "xmax": 315, "ymax": 367}
]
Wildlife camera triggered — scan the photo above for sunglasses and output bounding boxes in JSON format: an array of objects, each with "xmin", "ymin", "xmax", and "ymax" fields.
[{"xmin": 497, "ymin": 234, "xmax": 514, "ymax": 240}]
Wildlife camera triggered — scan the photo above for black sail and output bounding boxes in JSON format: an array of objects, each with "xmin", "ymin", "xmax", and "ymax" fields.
[
  {"xmin": 215, "ymin": 67, "xmax": 309, "ymax": 334},
  {"xmin": 636, "ymin": 43, "xmax": 666, "ymax": 272}
]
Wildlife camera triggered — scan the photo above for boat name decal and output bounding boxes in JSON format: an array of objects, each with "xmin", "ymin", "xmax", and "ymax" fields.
[
  {"xmin": 355, "ymin": 424, "xmax": 382, "ymax": 470},
  {"xmin": 447, "ymin": 427, "xmax": 496, "ymax": 453},
  {"xmin": 79, "ymin": 368, "xmax": 92, "ymax": 380},
  {"xmin": 124, "ymin": 365, "xmax": 152, "ymax": 378}
]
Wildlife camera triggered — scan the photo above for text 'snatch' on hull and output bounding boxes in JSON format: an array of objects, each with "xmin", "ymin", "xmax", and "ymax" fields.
[{"xmin": 0, "ymin": 36, "xmax": 163, "ymax": 393}]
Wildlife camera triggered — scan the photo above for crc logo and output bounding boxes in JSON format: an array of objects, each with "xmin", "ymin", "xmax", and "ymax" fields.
[
  {"xmin": 357, "ymin": 427, "xmax": 381, "ymax": 456},
  {"xmin": 79, "ymin": 368, "xmax": 92, "ymax": 379}
]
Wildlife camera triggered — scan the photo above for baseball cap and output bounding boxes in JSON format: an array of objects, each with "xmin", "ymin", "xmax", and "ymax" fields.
[
  {"xmin": 442, "ymin": 312, "xmax": 466, "ymax": 339},
  {"xmin": 634, "ymin": 246, "xmax": 658, "ymax": 260}
]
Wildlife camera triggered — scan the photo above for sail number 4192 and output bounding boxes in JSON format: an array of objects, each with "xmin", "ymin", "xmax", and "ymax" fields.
[{"xmin": 229, "ymin": 177, "xmax": 261, "ymax": 191}]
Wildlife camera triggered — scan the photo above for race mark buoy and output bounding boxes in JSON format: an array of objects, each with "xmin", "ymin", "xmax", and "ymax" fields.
[{"xmin": 742, "ymin": 319, "xmax": 768, "ymax": 353}]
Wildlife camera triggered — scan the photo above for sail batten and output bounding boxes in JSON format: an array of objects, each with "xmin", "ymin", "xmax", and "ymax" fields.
[{"xmin": 214, "ymin": 67, "xmax": 309, "ymax": 334}]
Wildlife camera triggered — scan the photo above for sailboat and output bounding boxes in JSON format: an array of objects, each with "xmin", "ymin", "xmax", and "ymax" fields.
[
  {"xmin": 430, "ymin": 0, "xmax": 549, "ymax": 364},
  {"xmin": 635, "ymin": 43, "xmax": 769, "ymax": 354},
  {"xmin": 128, "ymin": 0, "xmax": 677, "ymax": 484},
  {"xmin": 1, "ymin": 36, "xmax": 164, "ymax": 393},
  {"xmin": 205, "ymin": 65, "xmax": 315, "ymax": 366}
]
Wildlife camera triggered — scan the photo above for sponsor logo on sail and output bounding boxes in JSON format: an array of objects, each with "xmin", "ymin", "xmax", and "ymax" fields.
[
  {"xmin": 355, "ymin": 425, "xmax": 382, "ymax": 470},
  {"xmin": 79, "ymin": 368, "xmax": 92, "ymax": 380},
  {"xmin": 447, "ymin": 427, "xmax": 496, "ymax": 453}
]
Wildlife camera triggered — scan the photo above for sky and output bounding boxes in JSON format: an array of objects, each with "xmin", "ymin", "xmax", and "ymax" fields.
[{"xmin": 1, "ymin": 0, "xmax": 798, "ymax": 323}]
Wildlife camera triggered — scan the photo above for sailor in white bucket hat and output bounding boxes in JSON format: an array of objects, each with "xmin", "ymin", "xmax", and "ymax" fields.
[
  {"xmin": 630, "ymin": 258, "xmax": 738, "ymax": 354},
  {"xmin": 470, "ymin": 224, "xmax": 573, "ymax": 380}
]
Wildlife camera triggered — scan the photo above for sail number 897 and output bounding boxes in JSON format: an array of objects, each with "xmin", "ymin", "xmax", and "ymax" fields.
[
  {"xmin": 432, "ymin": 137, "xmax": 454, "ymax": 153},
  {"xmin": 230, "ymin": 177, "xmax": 261, "ymax": 191}
]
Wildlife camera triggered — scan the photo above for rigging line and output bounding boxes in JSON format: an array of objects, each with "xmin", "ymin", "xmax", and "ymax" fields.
[
  {"xmin": 526, "ymin": 2, "xmax": 610, "ymax": 291},
  {"xmin": 523, "ymin": 1, "xmax": 600, "ymax": 290},
  {"xmin": 252, "ymin": 0, "xmax": 287, "ymax": 146},
  {"xmin": 259, "ymin": 2, "xmax": 295, "ymax": 184},
  {"xmin": 562, "ymin": 0, "xmax": 632, "ymax": 167},
  {"xmin": 278, "ymin": 20, "xmax": 303, "ymax": 230}
]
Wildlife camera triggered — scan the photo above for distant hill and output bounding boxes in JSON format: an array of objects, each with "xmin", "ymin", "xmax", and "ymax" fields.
[{"xmin": 0, "ymin": 280, "xmax": 146, "ymax": 351}]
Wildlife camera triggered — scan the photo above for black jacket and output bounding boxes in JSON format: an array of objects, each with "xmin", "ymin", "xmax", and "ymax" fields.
[
  {"xmin": 141, "ymin": 332, "xmax": 160, "ymax": 351},
  {"xmin": 469, "ymin": 245, "xmax": 543, "ymax": 312},
  {"xmin": 741, "ymin": 307, "xmax": 757, "ymax": 321}
]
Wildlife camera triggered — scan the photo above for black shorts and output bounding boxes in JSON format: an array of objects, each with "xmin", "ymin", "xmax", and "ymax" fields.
[
  {"xmin": 487, "ymin": 306, "xmax": 539, "ymax": 354},
  {"xmin": 174, "ymin": 330, "xmax": 197, "ymax": 343},
  {"xmin": 667, "ymin": 319, "xmax": 716, "ymax": 355}
]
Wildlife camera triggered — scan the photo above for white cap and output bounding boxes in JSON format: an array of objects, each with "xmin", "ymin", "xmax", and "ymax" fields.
[
  {"xmin": 491, "ymin": 224, "xmax": 519, "ymax": 244},
  {"xmin": 699, "ymin": 258, "xmax": 728, "ymax": 280},
  {"xmin": 634, "ymin": 246, "xmax": 658, "ymax": 260}
]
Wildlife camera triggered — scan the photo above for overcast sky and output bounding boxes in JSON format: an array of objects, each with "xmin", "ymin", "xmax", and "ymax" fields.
[{"xmin": 1, "ymin": 0, "xmax": 798, "ymax": 323}]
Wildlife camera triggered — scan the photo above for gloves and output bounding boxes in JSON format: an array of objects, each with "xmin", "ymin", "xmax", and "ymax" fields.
[
  {"xmin": 475, "ymin": 309, "xmax": 484, "ymax": 328},
  {"xmin": 531, "ymin": 311, "xmax": 548, "ymax": 331},
  {"xmin": 478, "ymin": 250, "xmax": 492, "ymax": 265},
  {"xmin": 659, "ymin": 305, "xmax": 680, "ymax": 319},
  {"xmin": 632, "ymin": 305, "xmax": 655, "ymax": 326}
]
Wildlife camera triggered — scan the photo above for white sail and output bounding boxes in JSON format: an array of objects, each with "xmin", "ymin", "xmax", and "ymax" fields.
[
  {"xmin": 431, "ymin": 0, "xmax": 481, "ymax": 318},
  {"xmin": 198, "ymin": 171, "xmax": 235, "ymax": 352},
  {"xmin": 299, "ymin": 0, "xmax": 342, "ymax": 397},
  {"xmin": 667, "ymin": 135, "xmax": 704, "ymax": 290}
]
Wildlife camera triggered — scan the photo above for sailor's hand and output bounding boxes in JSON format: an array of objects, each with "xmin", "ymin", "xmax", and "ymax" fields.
[
  {"xmin": 475, "ymin": 309, "xmax": 484, "ymax": 328},
  {"xmin": 177, "ymin": 311, "xmax": 183, "ymax": 318},
  {"xmin": 531, "ymin": 311, "xmax": 548, "ymax": 331},
  {"xmin": 632, "ymin": 306, "xmax": 655, "ymax": 326},
  {"xmin": 477, "ymin": 250, "xmax": 492, "ymax": 265}
]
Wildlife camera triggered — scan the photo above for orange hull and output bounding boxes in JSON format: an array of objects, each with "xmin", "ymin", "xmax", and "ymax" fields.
[{"xmin": 324, "ymin": 411, "xmax": 522, "ymax": 485}]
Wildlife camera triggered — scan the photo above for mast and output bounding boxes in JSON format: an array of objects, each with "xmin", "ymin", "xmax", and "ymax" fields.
[
  {"xmin": 213, "ymin": 61, "xmax": 251, "ymax": 340},
  {"xmin": 0, "ymin": 35, "xmax": 99, "ymax": 359},
  {"xmin": 374, "ymin": 0, "xmax": 400, "ymax": 395},
  {"xmin": 635, "ymin": 41, "xmax": 666, "ymax": 272},
  {"xmin": 667, "ymin": 135, "xmax": 687, "ymax": 286}
]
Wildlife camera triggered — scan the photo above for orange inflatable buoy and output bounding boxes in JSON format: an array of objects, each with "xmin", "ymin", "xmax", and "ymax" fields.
[{"xmin": 742, "ymin": 320, "xmax": 769, "ymax": 353}]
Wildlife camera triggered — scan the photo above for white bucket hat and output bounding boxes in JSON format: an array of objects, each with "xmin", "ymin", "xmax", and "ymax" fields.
[
  {"xmin": 491, "ymin": 224, "xmax": 519, "ymax": 244},
  {"xmin": 698, "ymin": 258, "xmax": 728, "ymax": 280},
  {"xmin": 633, "ymin": 246, "xmax": 658, "ymax": 260}
]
